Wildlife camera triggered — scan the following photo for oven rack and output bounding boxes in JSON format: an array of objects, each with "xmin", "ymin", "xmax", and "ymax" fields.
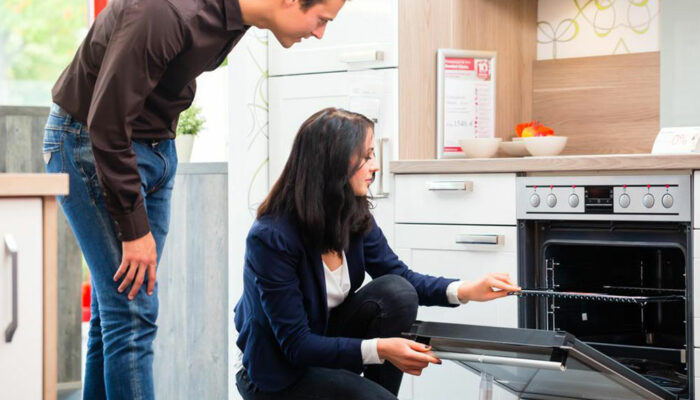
[{"xmin": 509, "ymin": 289, "xmax": 686, "ymax": 304}]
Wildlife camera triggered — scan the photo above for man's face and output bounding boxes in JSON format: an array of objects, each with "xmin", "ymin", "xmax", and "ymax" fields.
[{"xmin": 271, "ymin": 0, "xmax": 345, "ymax": 48}]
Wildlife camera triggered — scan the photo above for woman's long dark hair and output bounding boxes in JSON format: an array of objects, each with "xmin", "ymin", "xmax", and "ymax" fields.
[{"xmin": 258, "ymin": 107, "xmax": 375, "ymax": 253}]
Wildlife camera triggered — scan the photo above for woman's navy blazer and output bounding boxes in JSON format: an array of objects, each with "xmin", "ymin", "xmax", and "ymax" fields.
[{"xmin": 233, "ymin": 213, "xmax": 458, "ymax": 392}]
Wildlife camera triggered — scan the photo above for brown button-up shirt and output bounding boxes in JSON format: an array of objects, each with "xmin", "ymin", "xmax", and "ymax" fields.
[{"xmin": 52, "ymin": 0, "xmax": 248, "ymax": 241}]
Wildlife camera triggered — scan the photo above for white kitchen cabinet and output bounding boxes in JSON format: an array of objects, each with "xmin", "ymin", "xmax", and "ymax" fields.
[
  {"xmin": 0, "ymin": 174, "xmax": 67, "ymax": 400},
  {"xmin": 395, "ymin": 224, "xmax": 518, "ymax": 400},
  {"xmin": 395, "ymin": 224, "xmax": 518, "ymax": 331},
  {"xmin": 269, "ymin": 68, "xmax": 398, "ymax": 244},
  {"xmin": 394, "ymin": 173, "xmax": 517, "ymax": 226},
  {"xmin": 0, "ymin": 198, "xmax": 43, "ymax": 400},
  {"xmin": 394, "ymin": 173, "xmax": 518, "ymax": 400},
  {"xmin": 268, "ymin": 0, "xmax": 398, "ymax": 76}
]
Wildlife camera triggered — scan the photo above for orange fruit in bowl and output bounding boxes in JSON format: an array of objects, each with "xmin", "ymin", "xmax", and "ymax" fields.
[
  {"xmin": 515, "ymin": 120, "xmax": 555, "ymax": 137},
  {"xmin": 515, "ymin": 121, "xmax": 535, "ymax": 137},
  {"xmin": 521, "ymin": 126, "xmax": 536, "ymax": 137}
]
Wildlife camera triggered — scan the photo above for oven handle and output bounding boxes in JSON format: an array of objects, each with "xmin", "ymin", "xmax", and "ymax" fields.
[
  {"xmin": 433, "ymin": 351, "xmax": 567, "ymax": 372},
  {"xmin": 426, "ymin": 180, "xmax": 474, "ymax": 192},
  {"xmin": 455, "ymin": 234, "xmax": 504, "ymax": 246}
]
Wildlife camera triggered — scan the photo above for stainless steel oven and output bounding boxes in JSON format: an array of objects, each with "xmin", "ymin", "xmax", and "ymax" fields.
[{"xmin": 407, "ymin": 174, "xmax": 693, "ymax": 400}]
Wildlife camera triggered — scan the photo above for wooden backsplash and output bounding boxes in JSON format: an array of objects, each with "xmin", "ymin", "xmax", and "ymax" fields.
[
  {"xmin": 399, "ymin": 0, "xmax": 537, "ymax": 159},
  {"xmin": 533, "ymin": 52, "xmax": 660, "ymax": 155}
]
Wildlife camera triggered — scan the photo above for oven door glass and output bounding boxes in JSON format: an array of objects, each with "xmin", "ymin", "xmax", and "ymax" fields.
[{"xmin": 408, "ymin": 321, "xmax": 677, "ymax": 400}]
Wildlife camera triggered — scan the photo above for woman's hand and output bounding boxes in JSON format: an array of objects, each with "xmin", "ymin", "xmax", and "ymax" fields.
[
  {"xmin": 377, "ymin": 338, "xmax": 441, "ymax": 376},
  {"xmin": 457, "ymin": 272, "xmax": 521, "ymax": 302}
]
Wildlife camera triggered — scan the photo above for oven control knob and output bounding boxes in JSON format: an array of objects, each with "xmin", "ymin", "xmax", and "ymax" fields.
[
  {"xmin": 529, "ymin": 193, "xmax": 540, "ymax": 207},
  {"xmin": 568, "ymin": 194, "xmax": 579, "ymax": 208},
  {"xmin": 546, "ymin": 193, "xmax": 557, "ymax": 208},
  {"xmin": 619, "ymin": 193, "xmax": 631, "ymax": 208},
  {"xmin": 662, "ymin": 193, "xmax": 674, "ymax": 208},
  {"xmin": 643, "ymin": 193, "xmax": 655, "ymax": 208}
]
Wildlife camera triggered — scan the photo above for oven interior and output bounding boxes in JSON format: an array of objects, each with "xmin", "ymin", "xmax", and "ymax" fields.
[{"xmin": 518, "ymin": 221, "xmax": 692, "ymax": 396}]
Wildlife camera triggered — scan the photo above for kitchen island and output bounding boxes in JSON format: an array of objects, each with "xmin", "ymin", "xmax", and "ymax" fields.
[{"xmin": 0, "ymin": 173, "xmax": 68, "ymax": 400}]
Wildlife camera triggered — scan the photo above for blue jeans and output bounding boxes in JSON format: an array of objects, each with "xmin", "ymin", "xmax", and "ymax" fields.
[{"xmin": 43, "ymin": 103, "xmax": 177, "ymax": 400}]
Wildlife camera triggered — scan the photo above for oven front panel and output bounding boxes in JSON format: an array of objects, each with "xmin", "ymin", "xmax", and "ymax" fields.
[
  {"xmin": 518, "ymin": 220, "xmax": 692, "ymax": 398},
  {"xmin": 516, "ymin": 175, "xmax": 691, "ymax": 222}
]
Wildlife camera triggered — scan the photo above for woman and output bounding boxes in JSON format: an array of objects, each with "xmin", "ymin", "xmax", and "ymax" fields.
[{"xmin": 233, "ymin": 108, "xmax": 520, "ymax": 399}]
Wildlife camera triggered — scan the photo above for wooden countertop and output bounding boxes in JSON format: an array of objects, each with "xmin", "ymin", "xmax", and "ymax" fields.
[
  {"xmin": 0, "ymin": 173, "xmax": 69, "ymax": 196},
  {"xmin": 390, "ymin": 154, "xmax": 700, "ymax": 174}
]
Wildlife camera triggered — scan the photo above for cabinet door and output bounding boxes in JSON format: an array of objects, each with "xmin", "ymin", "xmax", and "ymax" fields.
[
  {"xmin": 268, "ymin": 0, "xmax": 398, "ymax": 76},
  {"xmin": 0, "ymin": 198, "xmax": 43, "ymax": 399},
  {"xmin": 395, "ymin": 224, "xmax": 518, "ymax": 400},
  {"xmin": 268, "ymin": 69, "xmax": 398, "ymax": 243}
]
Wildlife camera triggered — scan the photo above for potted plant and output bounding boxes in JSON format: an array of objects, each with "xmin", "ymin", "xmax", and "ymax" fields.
[{"xmin": 175, "ymin": 105, "xmax": 205, "ymax": 162}]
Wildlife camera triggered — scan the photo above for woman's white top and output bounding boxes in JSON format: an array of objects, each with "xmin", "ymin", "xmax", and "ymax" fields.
[
  {"xmin": 323, "ymin": 252, "xmax": 382, "ymax": 364},
  {"xmin": 323, "ymin": 251, "xmax": 351, "ymax": 309}
]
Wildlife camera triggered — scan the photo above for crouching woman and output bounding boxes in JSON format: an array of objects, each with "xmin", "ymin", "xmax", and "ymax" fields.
[{"xmin": 233, "ymin": 107, "xmax": 520, "ymax": 400}]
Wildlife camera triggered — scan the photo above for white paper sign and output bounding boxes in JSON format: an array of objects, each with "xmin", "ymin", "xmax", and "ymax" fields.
[
  {"xmin": 437, "ymin": 50, "xmax": 496, "ymax": 158},
  {"xmin": 651, "ymin": 127, "xmax": 700, "ymax": 154}
]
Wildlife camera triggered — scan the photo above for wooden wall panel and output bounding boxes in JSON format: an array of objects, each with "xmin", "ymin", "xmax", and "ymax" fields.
[
  {"xmin": 399, "ymin": 0, "xmax": 537, "ymax": 160},
  {"xmin": 398, "ymin": 0, "xmax": 454, "ymax": 160},
  {"xmin": 533, "ymin": 52, "xmax": 660, "ymax": 155}
]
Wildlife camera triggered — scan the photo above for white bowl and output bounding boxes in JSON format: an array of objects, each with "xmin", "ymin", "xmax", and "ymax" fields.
[
  {"xmin": 458, "ymin": 138, "xmax": 502, "ymax": 158},
  {"xmin": 522, "ymin": 136, "xmax": 567, "ymax": 156},
  {"xmin": 499, "ymin": 140, "xmax": 530, "ymax": 157}
]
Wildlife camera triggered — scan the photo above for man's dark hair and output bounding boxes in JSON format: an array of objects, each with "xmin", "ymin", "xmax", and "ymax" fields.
[
  {"xmin": 300, "ymin": 0, "xmax": 344, "ymax": 10},
  {"xmin": 258, "ymin": 107, "xmax": 374, "ymax": 253}
]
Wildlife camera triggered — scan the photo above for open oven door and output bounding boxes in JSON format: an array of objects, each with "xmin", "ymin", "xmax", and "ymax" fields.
[{"xmin": 407, "ymin": 321, "xmax": 678, "ymax": 400}]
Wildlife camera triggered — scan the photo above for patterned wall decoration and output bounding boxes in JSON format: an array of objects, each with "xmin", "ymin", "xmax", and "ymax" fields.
[
  {"xmin": 226, "ymin": 27, "xmax": 269, "ymax": 400},
  {"xmin": 537, "ymin": 0, "xmax": 660, "ymax": 60}
]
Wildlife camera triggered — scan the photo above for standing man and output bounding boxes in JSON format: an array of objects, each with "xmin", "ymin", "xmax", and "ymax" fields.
[{"xmin": 44, "ymin": 0, "xmax": 346, "ymax": 399}]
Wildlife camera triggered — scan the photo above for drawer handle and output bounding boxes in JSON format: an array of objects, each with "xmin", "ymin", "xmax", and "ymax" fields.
[
  {"xmin": 4, "ymin": 235, "xmax": 18, "ymax": 343},
  {"xmin": 455, "ymin": 234, "xmax": 503, "ymax": 246},
  {"xmin": 426, "ymin": 181, "xmax": 474, "ymax": 191},
  {"xmin": 340, "ymin": 50, "xmax": 385, "ymax": 64},
  {"xmin": 433, "ymin": 351, "xmax": 566, "ymax": 372}
]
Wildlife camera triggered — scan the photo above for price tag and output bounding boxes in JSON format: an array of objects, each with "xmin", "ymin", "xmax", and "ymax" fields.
[{"xmin": 651, "ymin": 127, "xmax": 700, "ymax": 154}]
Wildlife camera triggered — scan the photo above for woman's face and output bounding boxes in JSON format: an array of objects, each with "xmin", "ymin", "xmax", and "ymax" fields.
[{"xmin": 349, "ymin": 129, "xmax": 379, "ymax": 196}]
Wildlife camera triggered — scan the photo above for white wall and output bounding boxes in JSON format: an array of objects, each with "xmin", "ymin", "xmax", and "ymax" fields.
[
  {"xmin": 226, "ymin": 27, "xmax": 270, "ymax": 400},
  {"xmin": 190, "ymin": 66, "xmax": 230, "ymax": 162},
  {"xmin": 537, "ymin": 0, "xmax": 660, "ymax": 60}
]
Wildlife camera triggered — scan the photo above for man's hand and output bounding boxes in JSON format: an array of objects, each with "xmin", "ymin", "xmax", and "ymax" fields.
[
  {"xmin": 377, "ymin": 338, "xmax": 441, "ymax": 376},
  {"xmin": 114, "ymin": 232, "xmax": 158, "ymax": 300}
]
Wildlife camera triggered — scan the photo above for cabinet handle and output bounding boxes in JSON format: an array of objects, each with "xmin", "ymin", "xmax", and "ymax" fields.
[
  {"xmin": 455, "ymin": 234, "xmax": 503, "ymax": 246},
  {"xmin": 4, "ymin": 235, "xmax": 18, "ymax": 343},
  {"xmin": 432, "ymin": 351, "xmax": 566, "ymax": 371},
  {"xmin": 372, "ymin": 137, "xmax": 390, "ymax": 199},
  {"xmin": 426, "ymin": 181, "xmax": 474, "ymax": 191},
  {"xmin": 340, "ymin": 50, "xmax": 385, "ymax": 64}
]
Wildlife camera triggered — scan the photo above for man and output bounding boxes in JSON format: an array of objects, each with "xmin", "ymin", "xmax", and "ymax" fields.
[{"xmin": 44, "ymin": 0, "xmax": 345, "ymax": 399}]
